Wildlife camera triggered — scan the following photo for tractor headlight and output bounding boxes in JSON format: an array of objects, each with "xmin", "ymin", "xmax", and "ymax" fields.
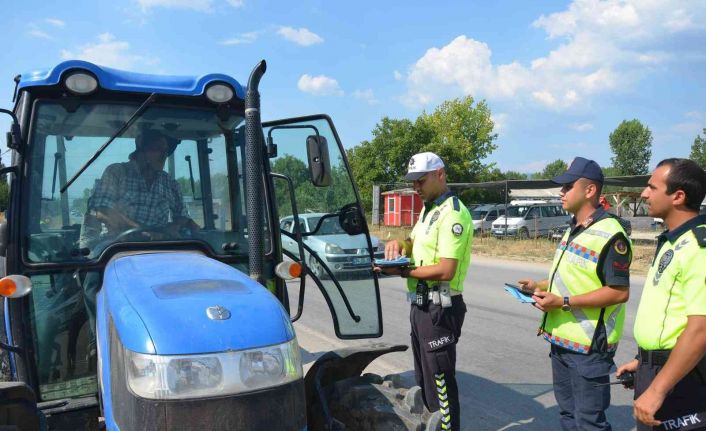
[
  {"xmin": 64, "ymin": 71, "xmax": 98, "ymax": 95},
  {"xmin": 205, "ymin": 83, "xmax": 234, "ymax": 103},
  {"xmin": 125, "ymin": 338, "xmax": 302, "ymax": 400}
]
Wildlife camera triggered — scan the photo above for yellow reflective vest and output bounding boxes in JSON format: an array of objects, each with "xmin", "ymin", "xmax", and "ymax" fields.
[{"xmin": 541, "ymin": 217, "xmax": 629, "ymax": 354}]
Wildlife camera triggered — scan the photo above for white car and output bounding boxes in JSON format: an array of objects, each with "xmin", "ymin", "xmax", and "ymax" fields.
[{"xmin": 279, "ymin": 213, "xmax": 384, "ymax": 278}]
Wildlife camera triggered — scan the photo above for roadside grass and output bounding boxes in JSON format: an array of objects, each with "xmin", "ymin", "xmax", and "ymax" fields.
[{"xmin": 369, "ymin": 225, "xmax": 654, "ymax": 275}]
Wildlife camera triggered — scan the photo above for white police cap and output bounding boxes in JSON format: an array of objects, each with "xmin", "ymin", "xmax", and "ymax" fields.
[{"xmin": 404, "ymin": 152, "xmax": 445, "ymax": 181}]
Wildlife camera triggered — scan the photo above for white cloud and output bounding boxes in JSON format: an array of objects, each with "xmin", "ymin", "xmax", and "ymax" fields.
[
  {"xmin": 685, "ymin": 111, "xmax": 705, "ymax": 120},
  {"xmin": 29, "ymin": 29, "xmax": 52, "ymax": 39},
  {"xmin": 45, "ymin": 18, "xmax": 65, "ymax": 28},
  {"xmin": 298, "ymin": 74, "xmax": 343, "ymax": 96},
  {"xmin": 220, "ymin": 31, "xmax": 258, "ymax": 45},
  {"xmin": 352, "ymin": 89, "xmax": 378, "ymax": 105},
  {"xmin": 571, "ymin": 123, "xmax": 594, "ymax": 132},
  {"xmin": 136, "ymin": 0, "xmax": 213, "ymax": 12},
  {"xmin": 226, "ymin": 0, "xmax": 244, "ymax": 7},
  {"xmin": 28, "ymin": 20, "xmax": 65, "ymax": 40},
  {"xmin": 672, "ymin": 111, "xmax": 706, "ymax": 134},
  {"xmin": 61, "ymin": 33, "xmax": 157, "ymax": 70},
  {"xmin": 393, "ymin": 70, "xmax": 402, "ymax": 81},
  {"xmin": 277, "ymin": 26, "xmax": 323, "ymax": 46},
  {"xmin": 532, "ymin": 91, "xmax": 557, "ymax": 107},
  {"xmin": 402, "ymin": 1, "xmax": 706, "ymax": 109}
]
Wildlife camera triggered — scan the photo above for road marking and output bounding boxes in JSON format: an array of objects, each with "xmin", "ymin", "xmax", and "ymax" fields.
[{"xmin": 496, "ymin": 418, "xmax": 536, "ymax": 430}]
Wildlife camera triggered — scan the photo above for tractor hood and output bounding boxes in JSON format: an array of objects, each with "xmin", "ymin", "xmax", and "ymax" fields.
[{"xmin": 102, "ymin": 252, "xmax": 294, "ymax": 355}]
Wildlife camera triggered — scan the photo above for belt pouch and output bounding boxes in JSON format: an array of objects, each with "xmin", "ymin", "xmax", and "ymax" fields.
[{"xmin": 440, "ymin": 284, "xmax": 452, "ymax": 308}]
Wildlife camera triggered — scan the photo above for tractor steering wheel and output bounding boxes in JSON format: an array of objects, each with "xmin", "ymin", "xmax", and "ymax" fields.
[{"xmin": 113, "ymin": 226, "xmax": 173, "ymax": 242}]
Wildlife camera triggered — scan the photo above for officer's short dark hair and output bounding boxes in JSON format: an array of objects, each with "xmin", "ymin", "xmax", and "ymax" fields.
[
  {"xmin": 656, "ymin": 158, "xmax": 706, "ymax": 211},
  {"xmin": 587, "ymin": 179, "xmax": 603, "ymax": 197}
]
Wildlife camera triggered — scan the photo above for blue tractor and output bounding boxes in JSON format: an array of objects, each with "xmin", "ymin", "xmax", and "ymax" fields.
[{"xmin": 0, "ymin": 61, "xmax": 437, "ymax": 430}]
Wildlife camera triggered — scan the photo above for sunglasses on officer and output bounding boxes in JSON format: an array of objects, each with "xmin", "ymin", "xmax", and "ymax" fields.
[{"xmin": 560, "ymin": 180, "xmax": 599, "ymax": 194}]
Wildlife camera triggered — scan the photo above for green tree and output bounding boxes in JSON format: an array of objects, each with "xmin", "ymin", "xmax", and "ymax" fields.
[
  {"xmin": 0, "ymin": 161, "xmax": 7, "ymax": 212},
  {"xmin": 0, "ymin": 181, "xmax": 7, "ymax": 213},
  {"xmin": 271, "ymin": 155, "xmax": 310, "ymax": 216},
  {"xmin": 347, "ymin": 117, "xmax": 432, "ymax": 210},
  {"xmin": 609, "ymin": 119, "xmax": 653, "ymax": 175},
  {"xmin": 602, "ymin": 166, "xmax": 620, "ymax": 178},
  {"xmin": 348, "ymin": 96, "xmax": 498, "ymax": 211},
  {"xmin": 690, "ymin": 128, "xmax": 706, "ymax": 168},
  {"xmin": 529, "ymin": 159, "xmax": 568, "ymax": 180},
  {"xmin": 418, "ymin": 96, "xmax": 498, "ymax": 183},
  {"xmin": 503, "ymin": 170, "xmax": 528, "ymax": 180},
  {"xmin": 542, "ymin": 159, "xmax": 568, "ymax": 179}
]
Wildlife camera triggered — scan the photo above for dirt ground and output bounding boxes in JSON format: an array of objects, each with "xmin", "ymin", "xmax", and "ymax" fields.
[{"xmin": 370, "ymin": 225, "xmax": 655, "ymax": 275}]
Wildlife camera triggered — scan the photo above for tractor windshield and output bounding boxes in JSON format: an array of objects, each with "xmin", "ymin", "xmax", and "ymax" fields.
[{"xmin": 24, "ymin": 100, "xmax": 255, "ymax": 263}]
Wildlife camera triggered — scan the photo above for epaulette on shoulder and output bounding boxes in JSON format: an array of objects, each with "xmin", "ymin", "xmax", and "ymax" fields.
[
  {"xmin": 602, "ymin": 213, "xmax": 630, "ymax": 232},
  {"xmin": 452, "ymin": 196, "xmax": 460, "ymax": 212},
  {"xmin": 693, "ymin": 226, "xmax": 706, "ymax": 248}
]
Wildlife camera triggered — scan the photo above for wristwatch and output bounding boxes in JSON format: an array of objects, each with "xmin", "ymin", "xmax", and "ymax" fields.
[
  {"xmin": 561, "ymin": 296, "xmax": 571, "ymax": 312},
  {"xmin": 400, "ymin": 267, "xmax": 411, "ymax": 278}
]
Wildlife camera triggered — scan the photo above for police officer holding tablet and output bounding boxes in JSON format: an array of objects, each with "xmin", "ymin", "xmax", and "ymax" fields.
[
  {"xmin": 375, "ymin": 152, "xmax": 472, "ymax": 431},
  {"xmin": 617, "ymin": 159, "xmax": 706, "ymax": 430},
  {"xmin": 519, "ymin": 157, "xmax": 632, "ymax": 431}
]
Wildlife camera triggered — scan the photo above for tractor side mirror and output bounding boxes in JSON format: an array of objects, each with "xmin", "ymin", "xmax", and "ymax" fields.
[
  {"xmin": 0, "ymin": 109, "xmax": 22, "ymax": 152},
  {"xmin": 339, "ymin": 203, "xmax": 365, "ymax": 236},
  {"xmin": 306, "ymin": 135, "xmax": 331, "ymax": 187}
]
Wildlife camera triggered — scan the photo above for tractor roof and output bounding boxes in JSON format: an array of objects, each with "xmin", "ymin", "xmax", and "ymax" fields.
[{"xmin": 17, "ymin": 60, "xmax": 245, "ymax": 99}]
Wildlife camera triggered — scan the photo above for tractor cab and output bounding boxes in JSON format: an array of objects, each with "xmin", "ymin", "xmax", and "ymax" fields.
[{"xmin": 0, "ymin": 61, "xmax": 388, "ymax": 430}]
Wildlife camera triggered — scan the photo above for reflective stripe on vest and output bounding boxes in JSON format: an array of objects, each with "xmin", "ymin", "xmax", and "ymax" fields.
[
  {"xmin": 542, "ymin": 217, "xmax": 628, "ymax": 353},
  {"xmin": 552, "ymin": 271, "xmax": 624, "ymax": 344}
]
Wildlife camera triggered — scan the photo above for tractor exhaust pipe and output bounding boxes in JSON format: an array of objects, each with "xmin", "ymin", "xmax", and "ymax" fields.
[{"xmin": 245, "ymin": 60, "xmax": 267, "ymax": 285}]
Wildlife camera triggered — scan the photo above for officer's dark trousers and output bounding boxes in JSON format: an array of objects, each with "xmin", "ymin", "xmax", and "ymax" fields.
[
  {"xmin": 635, "ymin": 363, "xmax": 706, "ymax": 430},
  {"xmin": 410, "ymin": 295, "xmax": 466, "ymax": 431},
  {"xmin": 550, "ymin": 345, "xmax": 614, "ymax": 431}
]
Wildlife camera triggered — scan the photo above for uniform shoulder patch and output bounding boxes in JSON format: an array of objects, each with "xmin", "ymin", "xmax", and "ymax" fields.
[
  {"xmin": 693, "ymin": 226, "xmax": 706, "ymax": 248},
  {"xmin": 452, "ymin": 223, "xmax": 464, "ymax": 236},
  {"xmin": 614, "ymin": 239, "xmax": 628, "ymax": 255},
  {"xmin": 452, "ymin": 196, "xmax": 460, "ymax": 211}
]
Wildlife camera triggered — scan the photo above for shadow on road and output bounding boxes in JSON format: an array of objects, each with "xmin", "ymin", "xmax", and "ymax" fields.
[{"xmin": 301, "ymin": 347, "xmax": 635, "ymax": 431}]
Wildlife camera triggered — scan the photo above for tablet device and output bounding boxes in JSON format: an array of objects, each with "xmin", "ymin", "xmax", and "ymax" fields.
[
  {"xmin": 504, "ymin": 283, "xmax": 536, "ymax": 304},
  {"xmin": 373, "ymin": 257, "xmax": 411, "ymax": 267}
]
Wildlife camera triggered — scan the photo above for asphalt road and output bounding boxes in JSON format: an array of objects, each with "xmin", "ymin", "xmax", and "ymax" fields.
[{"xmin": 290, "ymin": 255, "xmax": 643, "ymax": 431}]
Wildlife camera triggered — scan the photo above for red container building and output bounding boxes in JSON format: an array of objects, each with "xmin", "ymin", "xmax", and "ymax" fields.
[{"xmin": 382, "ymin": 189, "xmax": 423, "ymax": 226}]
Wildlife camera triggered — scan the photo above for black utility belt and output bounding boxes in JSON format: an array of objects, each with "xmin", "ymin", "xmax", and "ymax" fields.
[
  {"xmin": 639, "ymin": 348, "xmax": 706, "ymax": 384},
  {"xmin": 414, "ymin": 281, "xmax": 455, "ymax": 308},
  {"xmin": 638, "ymin": 348, "xmax": 671, "ymax": 366}
]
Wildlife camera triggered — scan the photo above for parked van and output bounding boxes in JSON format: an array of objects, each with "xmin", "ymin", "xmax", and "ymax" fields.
[
  {"xmin": 470, "ymin": 204, "xmax": 505, "ymax": 233},
  {"xmin": 491, "ymin": 202, "xmax": 570, "ymax": 239}
]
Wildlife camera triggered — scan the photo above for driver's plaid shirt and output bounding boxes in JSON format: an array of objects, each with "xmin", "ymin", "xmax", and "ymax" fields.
[{"xmin": 90, "ymin": 160, "xmax": 188, "ymax": 229}]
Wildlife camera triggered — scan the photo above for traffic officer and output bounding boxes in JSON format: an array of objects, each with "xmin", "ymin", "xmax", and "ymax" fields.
[
  {"xmin": 375, "ymin": 152, "xmax": 472, "ymax": 431},
  {"xmin": 617, "ymin": 158, "xmax": 706, "ymax": 430},
  {"xmin": 519, "ymin": 157, "xmax": 632, "ymax": 431}
]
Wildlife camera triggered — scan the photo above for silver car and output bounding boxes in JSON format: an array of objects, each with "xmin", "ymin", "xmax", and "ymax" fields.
[
  {"xmin": 470, "ymin": 204, "xmax": 505, "ymax": 234},
  {"xmin": 491, "ymin": 203, "xmax": 570, "ymax": 239},
  {"xmin": 280, "ymin": 213, "xmax": 384, "ymax": 278}
]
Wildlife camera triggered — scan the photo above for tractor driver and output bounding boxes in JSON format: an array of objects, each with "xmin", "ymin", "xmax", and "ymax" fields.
[{"xmin": 85, "ymin": 129, "xmax": 199, "ymax": 244}]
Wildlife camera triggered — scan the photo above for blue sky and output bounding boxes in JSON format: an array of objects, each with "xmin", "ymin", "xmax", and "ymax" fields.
[{"xmin": 1, "ymin": 0, "xmax": 705, "ymax": 174}]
